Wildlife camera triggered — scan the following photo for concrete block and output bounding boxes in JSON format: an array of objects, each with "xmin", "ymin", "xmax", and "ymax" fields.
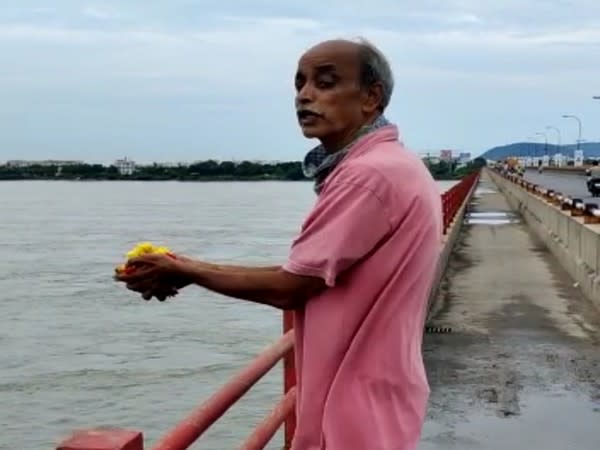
[
  {"xmin": 591, "ymin": 276, "xmax": 600, "ymax": 310},
  {"xmin": 557, "ymin": 211, "xmax": 570, "ymax": 246},
  {"xmin": 581, "ymin": 226, "xmax": 598, "ymax": 273},
  {"xmin": 568, "ymin": 221, "xmax": 582, "ymax": 262},
  {"xmin": 546, "ymin": 207, "xmax": 560, "ymax": 240}
]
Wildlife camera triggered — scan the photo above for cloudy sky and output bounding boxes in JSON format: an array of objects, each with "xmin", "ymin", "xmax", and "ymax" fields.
[{"xmin": 1, "ymin": 1, "xmax": 599, "ymax": 164}]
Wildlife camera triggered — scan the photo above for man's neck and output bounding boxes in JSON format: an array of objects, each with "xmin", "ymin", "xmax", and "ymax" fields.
[{"xmin": 321, "ymin": 115, "xmax": 380, "ymax": 153}]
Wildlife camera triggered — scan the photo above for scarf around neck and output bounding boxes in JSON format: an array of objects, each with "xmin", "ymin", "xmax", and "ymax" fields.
[{"xmin": 302, "ymin": 115, "xmax": 391, "ymax": 194}]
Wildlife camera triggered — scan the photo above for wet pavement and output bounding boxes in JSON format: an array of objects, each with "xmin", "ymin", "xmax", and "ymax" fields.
[{"xmin": 420, "ymin": 173, "xmax": 600, "ymax": 449}]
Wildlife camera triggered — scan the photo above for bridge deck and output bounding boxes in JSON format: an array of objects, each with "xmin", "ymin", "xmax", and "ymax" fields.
[{"xmin": 420, "ymin": 172, "xmax": 600, "ymax": 450}]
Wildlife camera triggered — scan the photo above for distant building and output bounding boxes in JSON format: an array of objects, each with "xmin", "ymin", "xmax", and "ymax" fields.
[
  {"xmin": 114, "ymin": 157, "xmax": 136, "ymax": 175},
  {"xmin": 458, "ymin": 152, "xmax": 471, "ymax": 163},
  {"xmin": 553, "ymin": 153, "xmax": 565, "ymax": 167},
  {"xmin": 440, "ymin": 150, "xmax": 453, "ymax": 162}
]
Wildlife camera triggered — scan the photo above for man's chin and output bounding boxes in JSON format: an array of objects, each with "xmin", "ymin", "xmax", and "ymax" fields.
[{"xmin": 299, "ymin": 125, "xmax": 326, "ymax": 139}]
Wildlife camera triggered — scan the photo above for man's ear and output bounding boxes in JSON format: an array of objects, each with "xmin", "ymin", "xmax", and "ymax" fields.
[{"xmin": 362, "ymin": 82, "xmax": 384, "ymax": 114}]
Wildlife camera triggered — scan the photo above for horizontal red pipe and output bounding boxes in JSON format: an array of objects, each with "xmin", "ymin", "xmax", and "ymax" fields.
[
  {"xmin": 149, "ymin": 330, "xmax": 294, "ymax": 450},
  {"xmin": 237, "ymin": 387, "xmax": 297, "ymax": 450}
]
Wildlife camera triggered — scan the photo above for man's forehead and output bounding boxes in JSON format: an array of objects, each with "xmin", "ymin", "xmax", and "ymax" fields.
[{"xmin": 297, "ymin": 40, "xmax": 361, "ymax": 72}]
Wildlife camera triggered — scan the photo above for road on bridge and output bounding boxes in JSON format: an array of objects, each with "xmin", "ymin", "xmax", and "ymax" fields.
[
  {"xmin": 523, "ymin": 169, "xmax": 599, "ymax": 203},
  {"xmin": 420, "ymin": 173, "xmax": 600, "ymax": 450}
]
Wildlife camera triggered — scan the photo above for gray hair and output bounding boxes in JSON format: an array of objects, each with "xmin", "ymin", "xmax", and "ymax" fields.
[{"xmin": 354, "ymin": 37, "xmax": 394, "ymax": 111}]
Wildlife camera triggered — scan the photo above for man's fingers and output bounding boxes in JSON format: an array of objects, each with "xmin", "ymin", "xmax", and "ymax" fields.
[
  {"xmin": 128, "ymin": 254, "xmax": 162, "ymax": 267},
  {"xmin": 155, "ymin": 284, "xmax": 179, "ymax": 301},
  {"xmin": 141, "ymin": 281, "xmax": 163, "ymax": 301},
  {"xmin": 139, "ymin": 282, "xmax": 178, "ymax": 302},
  {"xmin": 127, "ymin": 282, "xmax": 152, "ymax": 293},
  {"xmin": 117, "ymin": 267, "xmax": 154, "ymax": 283},
  {"xmin": 118, "ymin": 265, "xmax": 179, "ymax": 301}
]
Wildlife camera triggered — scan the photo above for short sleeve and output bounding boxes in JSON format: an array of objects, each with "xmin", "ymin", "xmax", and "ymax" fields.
[{"xmin": 282, "ymin": 178, "xmax": 393, "ymax": 287}]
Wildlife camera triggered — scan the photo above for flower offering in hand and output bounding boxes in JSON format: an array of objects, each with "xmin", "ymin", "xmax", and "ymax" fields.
[{"xmin": 114, "ymin": 241, "xmax": 175, "ymax": 275}]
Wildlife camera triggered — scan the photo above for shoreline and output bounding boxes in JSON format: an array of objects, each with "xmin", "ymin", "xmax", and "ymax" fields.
[{"xmin": 0, "ymin": 176, "xmax": 462, "ymax": 182}]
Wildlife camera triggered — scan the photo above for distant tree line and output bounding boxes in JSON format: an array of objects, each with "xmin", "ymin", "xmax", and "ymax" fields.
[
  {"xmin": 0, "ymin": 157, "xmax": 485, "ymax": 181},
  {"xmin": 0, "ymin": 160, "xmax": 306, "ymax": 181},
  {"xmin": 425, "ymin": 157, "xmax": 487, "ymax": 180}
]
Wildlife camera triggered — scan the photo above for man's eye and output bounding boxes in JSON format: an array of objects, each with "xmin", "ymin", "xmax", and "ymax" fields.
[
  {"xmin": 316, "ymin": 79, "xmax": 335, "ymax": 89},
  {"xmin": 294, "ymin": 76, "xmax": 306, "ymax": 91}
]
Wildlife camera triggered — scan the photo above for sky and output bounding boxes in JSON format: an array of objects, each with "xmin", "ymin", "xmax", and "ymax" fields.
[{"xmin": 1, "ymin": 1, "xmax": 599, "ymax": 164}]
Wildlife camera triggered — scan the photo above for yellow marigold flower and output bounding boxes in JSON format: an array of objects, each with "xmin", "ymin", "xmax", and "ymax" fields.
[
  {"xmin": 139, "ymin": 242, "xmax": 154, "ymax": 251},
  {"xmin": 125, "ymin": 241, "xmax": 169, "ymax": 259},
  {"xmin": 116, "ymin": 241, "xmax": 173, "ymax": 274}
]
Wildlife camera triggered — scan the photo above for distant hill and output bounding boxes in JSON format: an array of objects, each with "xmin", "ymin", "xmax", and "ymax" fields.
[{"xmin": 480, "ymin": 142, "xmax": 600, "ymax": 161}]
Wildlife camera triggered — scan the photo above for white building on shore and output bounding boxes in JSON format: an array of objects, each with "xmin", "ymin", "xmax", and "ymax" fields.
[{"xmin": 114, "ymin": 157, "xmax": 136, "ymax": 175}]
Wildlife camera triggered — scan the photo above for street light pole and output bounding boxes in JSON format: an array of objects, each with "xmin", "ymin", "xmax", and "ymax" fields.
[
  {"xmin": 545, "ymin": 126, "xmax": 561, "ymax": 148},
  {"xmin": 526, "ymin": 136, "xmax": 537, "ymax": 167},
  {"xmin": 562, "ymin": 114, "xmax": 582, "ymax": 150},
  {"xmin": 536, "ymin": 131, "xmax": 548, "ymax": 155}
]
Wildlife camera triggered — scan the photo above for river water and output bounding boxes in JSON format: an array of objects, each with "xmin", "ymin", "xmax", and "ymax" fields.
[{"xmin": 0, "ymin": 180, "xmax": 454, "ymax": 450}]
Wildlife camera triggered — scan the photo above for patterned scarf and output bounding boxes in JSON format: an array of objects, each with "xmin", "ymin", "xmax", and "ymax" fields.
[{"xmin": 302, "ymin": 115, "xmax": 391, "ymax": 194}]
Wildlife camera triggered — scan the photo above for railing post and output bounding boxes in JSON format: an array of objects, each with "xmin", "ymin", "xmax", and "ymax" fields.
[
  {"xmin": 282, "ymin": 311, "xmax": 296, "ymax": 449},
  {"xmin": 56, "ymin": 429, "xmax": 143, "ymax": 450}
]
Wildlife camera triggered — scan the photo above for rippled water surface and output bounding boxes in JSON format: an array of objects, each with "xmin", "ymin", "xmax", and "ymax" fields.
[{"xmin": 1, "ymin": 180, "xmax": 454, "ymax": 450}]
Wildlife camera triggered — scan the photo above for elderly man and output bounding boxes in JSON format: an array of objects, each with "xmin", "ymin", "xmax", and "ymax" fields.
[{"xmin": 117, "ymin": 38, "xmax": 442, "ymax": 450}]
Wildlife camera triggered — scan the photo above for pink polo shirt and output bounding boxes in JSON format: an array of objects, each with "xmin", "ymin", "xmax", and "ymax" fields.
[{"xmin": 283, "ymin": 125, "xmax": 443, "ymax": 450}]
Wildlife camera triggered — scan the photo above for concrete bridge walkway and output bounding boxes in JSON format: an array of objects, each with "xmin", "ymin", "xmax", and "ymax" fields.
[{"xmin": 420, "ymin": 172, "xmax": 600, "ymax": 450}]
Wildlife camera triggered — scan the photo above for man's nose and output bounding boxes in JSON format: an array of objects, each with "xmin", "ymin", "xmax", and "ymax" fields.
[{"xmin": 296, "ymin": 82, "xmax": 315, "ymax": 104}]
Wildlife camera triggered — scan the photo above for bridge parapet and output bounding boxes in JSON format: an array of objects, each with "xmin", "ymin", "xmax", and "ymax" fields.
[{"xmin": 489, "ymin": 168, "xmax": 600, "ymax": 311}]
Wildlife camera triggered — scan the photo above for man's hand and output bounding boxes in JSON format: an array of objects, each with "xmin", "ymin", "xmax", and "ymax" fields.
[
  {"xmin": 114, "ymin": 253, "xmax": 191, "ymax": 301},
  {"xmin": 115, "ymin": 254, "xmax": 326, "ymax": 309}
]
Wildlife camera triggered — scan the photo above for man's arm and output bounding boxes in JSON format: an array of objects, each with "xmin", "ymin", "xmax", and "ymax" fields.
[
  {"xmin": 177, "ymin": 259, "xmax": 325, "ymax": 310},
  {"xmin": 184, "ymin": 258, "xmax": 281, "ymax": 273}
]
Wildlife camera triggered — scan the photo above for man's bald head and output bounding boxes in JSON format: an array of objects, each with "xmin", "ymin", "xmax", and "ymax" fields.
[
  {"xmin": 294, "ymin": 38, "xmax": 394, "ymax": 149},
  {"xmin": 302, "ymin": 39, "xmax": 361, "ymax": 60},
  {"xmin": 299, "ymin": 38, "xmax": 394, "ymax": 111}
]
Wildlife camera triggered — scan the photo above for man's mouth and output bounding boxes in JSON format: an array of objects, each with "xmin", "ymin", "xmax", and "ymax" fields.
[{"xmin": 297, "ymin": 109, "xmax": 322, "ymax": 124}]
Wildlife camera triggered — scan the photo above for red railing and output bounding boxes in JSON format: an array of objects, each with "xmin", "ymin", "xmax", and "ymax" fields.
[
  {"xmin": 55, "ymin": 171, "xmax": 480, "ymax": 450},
  {"xmin": 441, "ymin": 172, "xmax": 480, "ymax": 233}
]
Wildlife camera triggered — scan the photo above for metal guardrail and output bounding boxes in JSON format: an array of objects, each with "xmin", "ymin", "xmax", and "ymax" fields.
[
  {"xmin": 524, "ymin": 166, "xmax": 587, "ymax": 175},
  {"xmin": 54, "ymin": 170, "xmax": 481, "ymax": 450},
  {"xmin": 495, "ymin": 170, "xmax": 600, "ymax": 224}
]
